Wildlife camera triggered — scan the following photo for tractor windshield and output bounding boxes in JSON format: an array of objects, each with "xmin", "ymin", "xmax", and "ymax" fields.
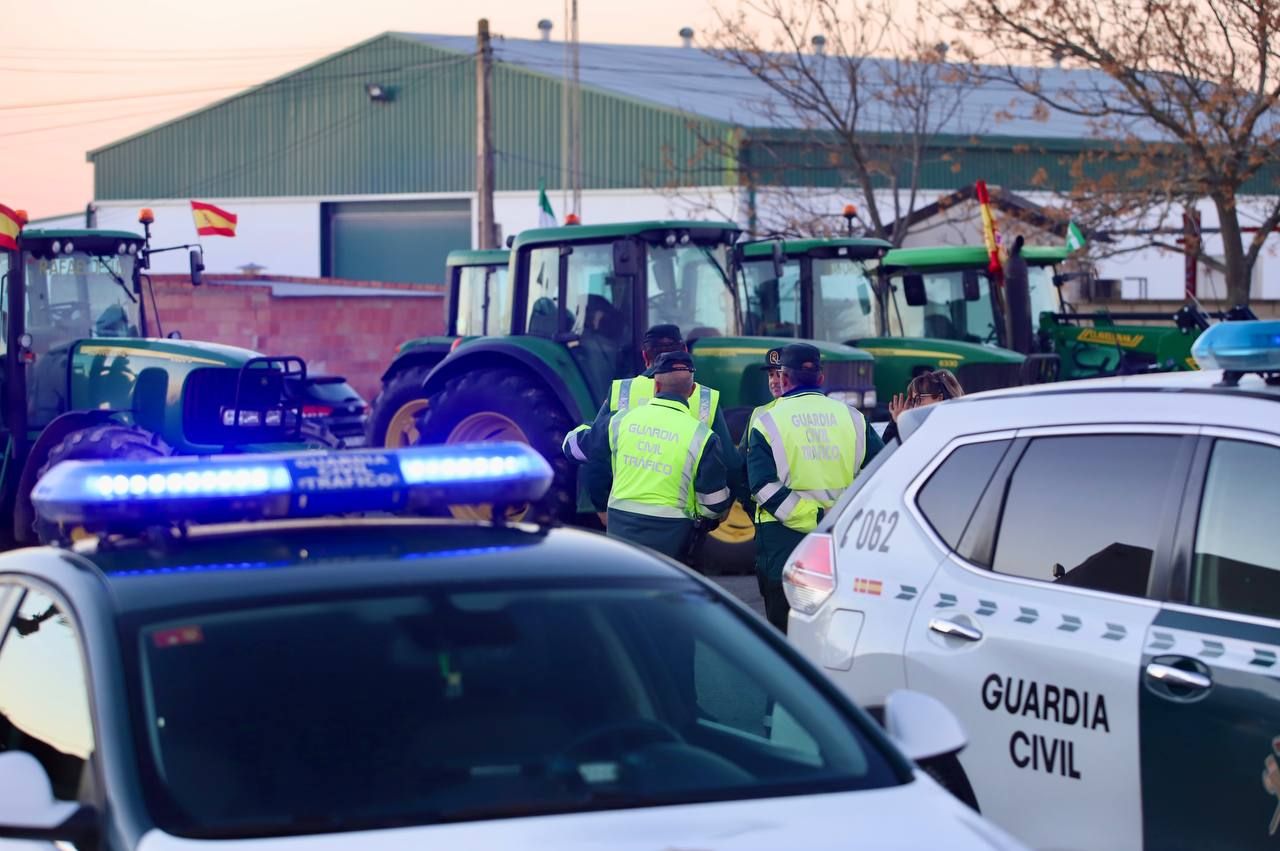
[
  {"xmin": 810, "ymin": 257, "xmax": 878, "ymax": 343},
  {"xmin": 24, "ymin": 251, "xmax": 140, "ymax": 354},
  {"xmin": 646, "ymin": 242, "xmax": 738, "ymax": 340},
  {"xmin": 453, "ymin": 264, "xmax": 509, "ymax": 336},
  {"xmin": 740, "ymin": 257, "xmax": 801, "ymax": 338},
  {"xmin": 890, "ymin": 270, "xmax": 998, "ymax": 345},
  {"xmin": 1028, "ymin": 265, "xmax": 1060, "ymax": 318}
]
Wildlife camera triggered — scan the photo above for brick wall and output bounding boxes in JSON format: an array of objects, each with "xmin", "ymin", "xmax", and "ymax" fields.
[{"xmin": 149, "ymin": 275, "xmax": 445, "ymax": 402}]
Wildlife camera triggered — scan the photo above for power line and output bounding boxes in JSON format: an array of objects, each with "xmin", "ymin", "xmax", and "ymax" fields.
[{"xmin": 0, "ymin": 52, "xmax": 476, "ymax": 113}]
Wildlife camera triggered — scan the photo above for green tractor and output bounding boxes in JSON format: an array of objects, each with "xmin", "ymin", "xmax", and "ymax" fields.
[
  {"xmin": 737, "ymin": 240, "xmax": 1058, "ymax": 418},
  {"xmin": 881, "ymin": 244, "xmax": 1235, "ymax": 385},
  {"xmin": 366, "ymin": 248, "xmax": 509, "ymax": 448},
  {"xmin": 0, "ymin": 221, "xmax": 340, "ymax": 546},
  {"xmin": 412, "ymin": 221, "xmax": 877, "ymax": 572}
]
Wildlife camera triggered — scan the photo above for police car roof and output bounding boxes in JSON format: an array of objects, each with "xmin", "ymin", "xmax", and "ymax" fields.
[
  {"xmin": 959, "ymin": 367, "xmax": 1280, "ymax": 404},
  {"xmin": 60, "ymin": 520, "xmax": 691, "ymax": 616}
]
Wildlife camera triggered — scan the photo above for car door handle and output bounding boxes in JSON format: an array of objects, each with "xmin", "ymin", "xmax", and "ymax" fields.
[
  {"xmin": 1145, "ymin": 662, "xmax": 1212, "ymax": 691},
  {"xmin": 928, "ymin": 618, "xmax": 983, "ymax": 642}
]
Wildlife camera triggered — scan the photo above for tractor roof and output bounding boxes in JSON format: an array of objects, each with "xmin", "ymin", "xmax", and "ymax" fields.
[
  {"xmin": 742, "ymin": 237, "xmax": 891, "ymax": 260},
  {"xmin": 446, "ymin": 249, "xmax": 509, "ymax": 268},
  {"xmin": 21, "ymin": 228, "xmax": 144, "ymax": 243},
  {"xmin": 881, "ymin": 244, "xmax": 1069, "ymax": 271},
  {"xmin": 511, "ymin": 220, "xmax": 741, "ymax": 252}
]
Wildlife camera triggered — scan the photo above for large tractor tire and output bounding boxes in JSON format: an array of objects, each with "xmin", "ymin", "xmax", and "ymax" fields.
[
  {"xmin": 366, "ymin": 364, "xmax": 434, "ymax": 448},
  {"xmin": 34, "ymin": 423, "xmax": 171, "ymax": 543},
  {"xmin": 696, "ymin": 504, "xmax": 757, "ymax": 576},
  {"xmin": 417, "ymin": 368, "xmax": 576, "ymax": 524}
]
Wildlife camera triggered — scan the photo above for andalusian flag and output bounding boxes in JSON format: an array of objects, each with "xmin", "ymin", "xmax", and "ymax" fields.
[
  {"xmin": 537, "ymin": 180, "xmax": 556, "ymax": 228},
  {"xmin": 190, "ymin": 200, "xmax": 238, "ymax": 237},
  {"xmin": 1066, "ymin": 221, "xmax": 1086, "ymax": 252},
  {"xmin": 0, "ymin": 203, "xmax": 22, "ymax": 251}
]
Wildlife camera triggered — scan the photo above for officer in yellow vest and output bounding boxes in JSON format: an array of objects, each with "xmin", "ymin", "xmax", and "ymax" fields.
[
  {"xmin": 747, "ymin": 343, "xmax": 883, "ymax": 632},
  {"xmin": 565, "ymin": 324, "xmax": 741, "ymax": 517},
  {"xmin": 605, "ymin": 351, "xmax": 732, "ymax": 558}
]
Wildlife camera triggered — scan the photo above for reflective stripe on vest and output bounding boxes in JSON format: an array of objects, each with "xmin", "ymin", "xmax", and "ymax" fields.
[
  {"xmin": 752, "ymin": 393, "xmax": 866, "ymax": 530},
  {"xmin": 608, "ymin": 376, "xmax": 718, "ymax": 426},
  {"xmin": 608, "ymin": 399, "xmax": 711, "ymax": 520},
  {"xmin": 562, "ymin": 424, "xmax": 589, "ymax": 462}
]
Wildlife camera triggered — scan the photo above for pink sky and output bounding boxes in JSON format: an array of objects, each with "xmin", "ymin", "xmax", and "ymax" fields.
[{"xmin": 3, "ymin": 0, "xmax": 732, "ymax": 219}]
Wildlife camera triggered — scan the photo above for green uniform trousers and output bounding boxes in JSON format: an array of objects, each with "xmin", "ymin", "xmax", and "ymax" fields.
[{"xmin": 754, "ymin": 522, "xmax": 808, "ymax": 633}]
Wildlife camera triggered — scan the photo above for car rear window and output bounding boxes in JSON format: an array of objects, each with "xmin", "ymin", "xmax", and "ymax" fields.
[{"xmin": 128, "ymin": 580, "xmax": 901, "ymax": 838}]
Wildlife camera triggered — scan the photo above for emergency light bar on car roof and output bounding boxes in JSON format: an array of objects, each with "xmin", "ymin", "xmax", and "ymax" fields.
[
  {"xmin": 1191, "ymin": 319, "xmax": 1280, "ymax": 385},
  {"xmin": 30, "ymin": 443, "xmax": 552, "ymax": 539}
]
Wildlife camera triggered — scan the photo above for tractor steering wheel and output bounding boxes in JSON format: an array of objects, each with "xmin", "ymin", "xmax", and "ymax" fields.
[{"xmin": 46, "ymin": 302, "xmax": 84, "ymax": 326}]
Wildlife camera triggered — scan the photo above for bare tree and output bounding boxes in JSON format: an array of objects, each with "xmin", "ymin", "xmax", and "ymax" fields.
[
  {"xmin": 679, "ymin": 0, "xmax": 975, "ymax": 245},
  {"xmin": 947, "ymin": 0, "xmax": 1280, "ymax": 305}
]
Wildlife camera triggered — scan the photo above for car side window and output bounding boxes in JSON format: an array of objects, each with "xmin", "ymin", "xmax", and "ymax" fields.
[
  {"xmin": 0, "ymin": 589, "xmax": 95, "ymax": 801},
  {"xmin": 1192, "ymin": 439, "xmax": 1280, "ymax": 619},
  {"xmin": 916, "ymin": 439, "xmax": 1013, "ymax": 553},
  {"xmin": 991, "ymin": 435, "xmax": 1183, "ymax": 597}
]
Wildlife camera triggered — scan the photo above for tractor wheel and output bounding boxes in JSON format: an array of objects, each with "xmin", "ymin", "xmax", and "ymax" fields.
[
  {"xmin": 695, "ymin": 503, "xmax": 757, "ymax": 575},
  {"xmin": 417, "ymin": 368, "xmax": 576, "ymax": 524},
  {"xmin": 366, "ymin": 364, "xmax": 434, "ymax": 448},
  {"xmin": 34, "ymin": 423, "xmax": 171, "ymax": 543}
]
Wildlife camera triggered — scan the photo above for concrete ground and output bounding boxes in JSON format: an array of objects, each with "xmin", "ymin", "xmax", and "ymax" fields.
[{"xmin": 710, "ymin": 573, "xmax": 766, "ymax": 620}]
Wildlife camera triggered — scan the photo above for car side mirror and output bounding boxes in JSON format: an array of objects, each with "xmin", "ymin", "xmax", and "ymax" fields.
[
  {"xmin": 0, "ymin": 752, "xmax": 98, "ymax": 844},
  {"xmin": 189, "ymin": 249, "xmax": 205, "ymax": 286},
  {"xmin": 902, "ymin": 274, "xmax": 927, "ymax": 307},
  {"xmin": 882, "ymin": 689, "xmax": 967, "ymax": 762},
  {"xmin": 962, "ymin": 269, "xmax": 981, "ymax": 301}
]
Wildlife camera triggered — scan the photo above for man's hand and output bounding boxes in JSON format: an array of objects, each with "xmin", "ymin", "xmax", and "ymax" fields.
[{"xmin": 597, "ymin": 512, "xmax": 608, "ymax": 527}]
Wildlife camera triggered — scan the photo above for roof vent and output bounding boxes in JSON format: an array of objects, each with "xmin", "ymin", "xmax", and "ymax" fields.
[
  {"xmin": 811, "ymin": 34, "xmax": 827, "ymax": 55},
  {"xmin": 679, "ymin": 26, "xmax": 695, "ymax": 48},
  {"xmin": 538, "ymin": 19, "xmax": 553, "ymax": 41}
]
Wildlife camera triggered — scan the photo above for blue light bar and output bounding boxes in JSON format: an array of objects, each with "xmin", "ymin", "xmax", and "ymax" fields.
[
  {"xmin": 1191, "ymin": 320, "xmax": 1280, "ymax": 372},
  {"xmin": 31, "ymin": 442, "xmax": 552, "ymax": 536}
]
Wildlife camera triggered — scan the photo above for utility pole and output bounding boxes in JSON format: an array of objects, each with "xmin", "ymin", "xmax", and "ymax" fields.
[
  {"xmin": 476, "ymin": 18, "xmax": 497, "ymax": 249},
  {"xmin": 561, "ymin": 0, "xmax": 581, "ymax": 219}
]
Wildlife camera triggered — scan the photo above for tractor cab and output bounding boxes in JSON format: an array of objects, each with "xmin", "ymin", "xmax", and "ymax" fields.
[
  {"xmin": 878, "ymin": 245, "xmax": 1064, "ymax": 347},
  {"xmin": 446, "ymin": 249, "xmax": 510, "ymax": 338},
  {"xmin": 513, "ymin": 221, "xmax": 740, "ymax": 403},
  {"xmin": 739, "ymin": 238, "xmax": 887, "ymax": 343}
]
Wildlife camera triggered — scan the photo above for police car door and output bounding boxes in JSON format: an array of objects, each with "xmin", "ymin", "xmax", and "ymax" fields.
[
  {"xmin": 904, "ymin": 427, "xmax": 1196, "ymax": 851},
  {"xmin": 1139, "ymin": 430, "xmax": 1280, "ymax": 849}
]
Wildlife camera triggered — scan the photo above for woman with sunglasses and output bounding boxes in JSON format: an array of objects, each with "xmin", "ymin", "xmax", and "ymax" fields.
[{"xmin": 883, "ymin": 369, "xmax": 964, "ymax": 444}]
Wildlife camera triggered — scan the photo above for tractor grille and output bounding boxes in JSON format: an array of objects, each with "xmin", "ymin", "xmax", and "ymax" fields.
[
  {"xmin": 823, "ymin": 359, "xmax": 875, "ymax": 392},
  {"xmin": 956, "ymin": 362, "xmax": 1024, "ymax": 394}
]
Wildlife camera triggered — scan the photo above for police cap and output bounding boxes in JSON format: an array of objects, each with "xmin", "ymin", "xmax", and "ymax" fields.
[
  {"xmin": 652, "ymin": 350, "xmax": 695, "ymax": 374},
  {"xmin": 760, "ymin": 346, "xmax": 785, "ymax": 371},
  {"xmin": 780, "ymin": 343, "xmax": 822, "ymax": 370},
  {"xmin": 643, "ymin": 324, "xmax": 684, "ymax": 346}
]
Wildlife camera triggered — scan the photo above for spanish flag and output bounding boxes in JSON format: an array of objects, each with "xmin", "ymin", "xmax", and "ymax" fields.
[
  {"xmin": 0, "ymin": 203, "xmax": 22, "ymax": 251},
  {"xmin": 190, "ymin": 200, "xmax": 237, "ymax": 238}
]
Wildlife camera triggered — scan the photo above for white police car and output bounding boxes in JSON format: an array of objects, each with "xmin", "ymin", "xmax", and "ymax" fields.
[
  {"xmin": 0, "ymin": 443, "xmax": 1025, "ymax": 850},
  {"xmin": 785, "ymin": 320, "xmax": 1280, "ymax": 850}
]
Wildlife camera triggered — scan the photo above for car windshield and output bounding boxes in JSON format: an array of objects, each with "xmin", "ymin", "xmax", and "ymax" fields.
[
  {"xmin": 811, "ymin": 257, "xmax": 878, "ymax": 342},
  {"xmin": 890, "ymin": 269, "xmax": 996, "ymax": 344},
  {"xmin": 128, "ymin": 579, "xmax": 899, "ymax": 838},
  {"xmin": 647, "ymin": 242, "xmax": 739, "ymax": 338},
  {"xmin": 740, "ymin": 257, "xmax": 801, "ymax": 338},
  {"xmin": 24, "ymin": 250, "xmax": 140, "ymax": 354}
]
